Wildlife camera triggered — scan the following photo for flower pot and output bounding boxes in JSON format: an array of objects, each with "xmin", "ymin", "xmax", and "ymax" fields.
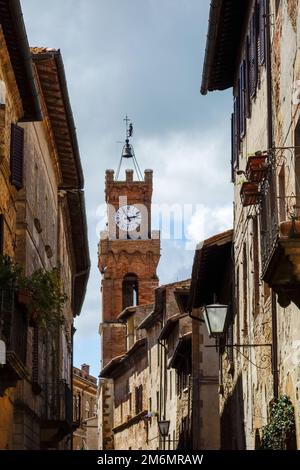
[
  {"xmin": 246, "ymin": 154, "xmax": 268, "ymax": 183},
  {"xmin": 17, "ymin": 289, "xmax": 32, "ymax": 306},
  {"xmin": 240, "ymin": 182, "xmax": 261, "ymax": 207},
  {"xmin": 279, "ymin": 219, "xmax": 300, "ymax": 238}
]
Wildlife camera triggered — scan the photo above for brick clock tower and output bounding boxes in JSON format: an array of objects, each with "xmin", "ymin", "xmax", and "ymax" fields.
[{"xmin": 98, "ymin": 122, "xmax": 160, "ymax": 368}]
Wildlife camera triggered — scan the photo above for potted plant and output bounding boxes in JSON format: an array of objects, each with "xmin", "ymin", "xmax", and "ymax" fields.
[
  {"xmin": 246, "ymin": 152, "xmax": 269, "ymax": 183},
  {"xmin": 240, "ymin": 181, "xmax": 261, "ymax": 207},
  {"xmin": 279, "ymin": 214, "xmax": 300, "ymax": 238},
  {"xmin": 19, "ymin": 268, "xmax": 67, "ymax": 330}
]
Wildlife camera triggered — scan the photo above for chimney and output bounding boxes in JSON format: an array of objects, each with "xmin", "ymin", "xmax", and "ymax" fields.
[{"xmin": 81, "ymin": 363, "xmax": 90, "ymax": 376}]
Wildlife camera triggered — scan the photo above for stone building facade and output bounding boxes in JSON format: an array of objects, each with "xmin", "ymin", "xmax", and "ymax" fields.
[
  {"xmin": 189, "ymin": 230, "xmax": 232, "ymax": 450},
  {"xmin": 0, "ymin": 0, "xmax": 42, "ymax": 449},
  {"xmin": 99, "ymin": 279, "xmax": 210, "ymax": 451},
  {"xmin": 73, "ymin": 364, "xmax": 98, "ymax": 450},
  {"xmin": 0, "ymin": 2, "xmax": 89, "ymax": 450},
  {"xmin": 201, "ymin": 0, "xmax": 300, "ymax": 449}
]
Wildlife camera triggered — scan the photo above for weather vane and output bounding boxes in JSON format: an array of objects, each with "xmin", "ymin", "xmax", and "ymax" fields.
[{"xmin": 115, "ymin": 115, "xmax": 142, "ymax": 180}]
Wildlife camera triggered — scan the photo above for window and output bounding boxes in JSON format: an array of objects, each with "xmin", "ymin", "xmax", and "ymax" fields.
[
  {"xmin": 279, "ymin": 165, "xmax": 286, "ymax": 221},
  {"xmin": 259, "ymin": 0, "xmax": 266, "ymax": 65},
  {"xmin": 135, "ymin": 385, "xmax": 143, "ymax": 415},
  {"xmin": 149, "ymin": 347, "xmax": 151, "ymax": 373},
  {"xmin": 10, "ymin": 123, "xmax": 24, "ymax": 190},
  {"xmin": 73, "ymin": 393, "xmax": 81, "ymax": 422},
  {"xmin": 249, "ymin": 7, "xmax": 258, "ymax": 98},
  {"xmin": 128, "ymin": 392, "xmax": 132, "ymax": 414},
  {"xmin": 239, "ymin": 62, "xmax": 246, "ymax": 138},
  {"xmin": 122, "ymin": 273, "xmax": 138, "ymax": 309},
  {"xmin": 85, "ymin": 400, "xmax": 90, "ymax": 419}
]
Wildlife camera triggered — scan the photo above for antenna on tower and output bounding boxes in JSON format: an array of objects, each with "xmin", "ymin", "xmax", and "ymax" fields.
[{"xmin": 116, "ymin": 115, "xmax": 143, "ymax": 180}]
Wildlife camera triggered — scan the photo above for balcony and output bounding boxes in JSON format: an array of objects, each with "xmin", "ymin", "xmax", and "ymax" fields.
[
  {"xmin": 40, "ymin": 380, "xmax": 72, "ymax": 448},
  {"xmin": 0, "ymin": 288, "xmax": 28, "ymax": 395},
  {"xmin": 260, "ymin": 166, "xmax": 300, "ymax": 308}
]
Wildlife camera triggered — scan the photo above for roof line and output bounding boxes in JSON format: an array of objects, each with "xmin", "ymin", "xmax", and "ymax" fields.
[{"xmin": 200, "ymin": 0, "xmax": 223, "ymax": 95}]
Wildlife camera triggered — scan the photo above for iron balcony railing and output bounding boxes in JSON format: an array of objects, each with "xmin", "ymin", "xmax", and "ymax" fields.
[{"xmin": 260, "ymin": 166, "xmax": 279, "ymax": 277}]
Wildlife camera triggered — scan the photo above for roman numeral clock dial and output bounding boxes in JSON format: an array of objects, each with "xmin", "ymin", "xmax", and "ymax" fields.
[{"xmin": 115, "ymin": 205, "xmax": 142, "ymax": 232}]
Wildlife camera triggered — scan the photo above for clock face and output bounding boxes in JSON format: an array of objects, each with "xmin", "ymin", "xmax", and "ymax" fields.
[{"xmin": 115, "ymin": 205, "xmax": 142, "ymax": 232}]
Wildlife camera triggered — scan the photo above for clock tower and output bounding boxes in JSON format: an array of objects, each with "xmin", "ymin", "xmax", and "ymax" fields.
[{"xmin": 98, "ymin": 124, "xmax": 160, "ymax": 368}]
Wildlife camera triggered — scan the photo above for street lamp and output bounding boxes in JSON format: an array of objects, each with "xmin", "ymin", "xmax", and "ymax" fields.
[
  {"xmin": 203, "ymin": 303, "xmax": 272, "ymax": 371},
  {"xmin": 203, "ymin": 303, "xmax": 229, "ymax": 338},
  {"xmin": 158, "ymin": 419, "xmax": 170, "ymax": 450}
]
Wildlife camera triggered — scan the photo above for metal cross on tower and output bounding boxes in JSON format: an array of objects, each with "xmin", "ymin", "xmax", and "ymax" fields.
[{"xmin": 116, "ymin": 115, "xmax": 143, "ymax": 180}]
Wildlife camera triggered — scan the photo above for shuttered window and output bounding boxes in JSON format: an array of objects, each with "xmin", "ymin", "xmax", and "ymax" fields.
[
  {"xmin": 10, "ymin": 123, "xmax": 24, "ymax": 190},
  {"xmin": 245, "ymin": 37, "xmax": 251, "ymax": 118},
  {"xmin": 249, "ymin": 8, "xmax": 258, "ymax": 98},
  {"xmin": 135, "ymin": 385, "xmax": 143, "ymax": 415},
  {"xmin": 231, "ymin": 93, "xmax": 241, "ymax": 181},
  {"xmin": 0, "ymin": 214, "xmax": 3, "ymax": 255},
  {"xmin": 259, "ymin": 0, "xmax": 266, "ymax": 65},
  {"xmin": 239, "ymin": 61, "xmax": 246, "ymax": 138},
  {"xmin": 231, "ymin": 113, "xmax": 235, "ymax": 182}
]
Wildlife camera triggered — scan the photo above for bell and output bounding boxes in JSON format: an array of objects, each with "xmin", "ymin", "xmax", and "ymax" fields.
[{"xmin": 122, "ymin": 143, "xmax": 133, "ymax": 159}]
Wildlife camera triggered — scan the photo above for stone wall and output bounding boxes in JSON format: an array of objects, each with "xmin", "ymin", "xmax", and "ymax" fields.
[{"xmin": 221, "ymin": 0, "xmax": 300, "ymax": 449}]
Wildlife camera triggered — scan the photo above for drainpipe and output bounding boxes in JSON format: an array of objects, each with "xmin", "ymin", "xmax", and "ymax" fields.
[{"xmin": 266, "ymin": 0, "xmax": 279, "ymax": 400}]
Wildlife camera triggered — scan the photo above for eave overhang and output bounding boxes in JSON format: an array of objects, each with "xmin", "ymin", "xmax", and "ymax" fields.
[{"xmin": 201, "ymin": 0, "xmax": 251, "ymax": 95}]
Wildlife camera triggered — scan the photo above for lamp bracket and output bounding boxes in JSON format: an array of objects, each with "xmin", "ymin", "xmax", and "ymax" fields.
[{"xmin": 205, "ymin": 343, "xmax": 272, "ymax": 369}]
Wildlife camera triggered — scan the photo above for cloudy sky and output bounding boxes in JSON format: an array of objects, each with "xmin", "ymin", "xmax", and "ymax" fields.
[{"xmin": 22, "ymin": 0, "xmax": 233, "ymax": 377}]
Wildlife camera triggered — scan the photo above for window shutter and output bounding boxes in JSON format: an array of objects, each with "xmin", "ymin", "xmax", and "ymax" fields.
[
  {"xmin": 231, "ymin": 113, "xmax": 235, "ymax": 182},
  {"xmin": 0, "ymin": 214, "xmax": 3, "ymax": 255},
  {"xmin": 259, "ymin": 0, "xmax": 266, "ymax": 65},
  {"xmin": 10, "ymin": 123, "xmax": 24, "ymax": 190},
  {"xmin": 245, "ymin": 38, "xmax": 251, "ymax": 118},
  {"xmin": 239, "ymin": 61, "xmax": 246, "ymax": 138},
  {"xmin": 249, "ymin": 10, "xmax": 258, "ymax": 98},
  {"xmin": 234, "ymin": 96, "xmax": 240, "ymax": 167}
]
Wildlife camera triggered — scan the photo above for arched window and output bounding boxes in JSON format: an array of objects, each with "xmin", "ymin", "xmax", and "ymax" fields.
[{"xmin": 122, "ymin": 273, "xmax": 138, "ymax": 309}]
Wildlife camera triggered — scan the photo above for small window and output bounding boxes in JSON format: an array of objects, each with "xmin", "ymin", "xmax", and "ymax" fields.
[
  {"xmin": 85, "ymin": 400, "xmax": 90, "ymax": 419},
  {"xmin": 122, "ymin": 273, "xmax": 138, "ymax": 309},
  {"xmin": 135, "ymin": 385, "xmax": 143, "ymax": 415}
]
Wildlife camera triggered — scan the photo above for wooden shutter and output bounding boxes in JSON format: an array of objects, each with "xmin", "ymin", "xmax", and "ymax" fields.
[
  {"xmin": 231, "ymin": 113, "xmax": 235, "ymax": 182},
  {"xmin": 259, "ymin": 0, "xmax": 266, "ymax": 65},
  {"xmin": 10, "ymin": 123, "xmax": 24, "ymax": 190},
  {"xmin": 245, "ymin": 37, "xmax": 251, "ymax": 118},
  {"xmin": 0, "ymin": 214, "xmax": 3, "ymax": 255},
  {"xmin": 239, "ymin": 61, "xmax": 246, "ymax": 138},
  {"xmin": 234, "ymin": 97, "xmax": 240, "ymax": 166},
  {"xmin": 249, "ymin": 9, "xmax": 258, "ymax": 98}
]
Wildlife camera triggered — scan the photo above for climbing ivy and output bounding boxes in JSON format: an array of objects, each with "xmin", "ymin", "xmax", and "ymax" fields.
[{"xmin": 262, "ymin": 395, "xmax": 296, "ymax": 450}]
